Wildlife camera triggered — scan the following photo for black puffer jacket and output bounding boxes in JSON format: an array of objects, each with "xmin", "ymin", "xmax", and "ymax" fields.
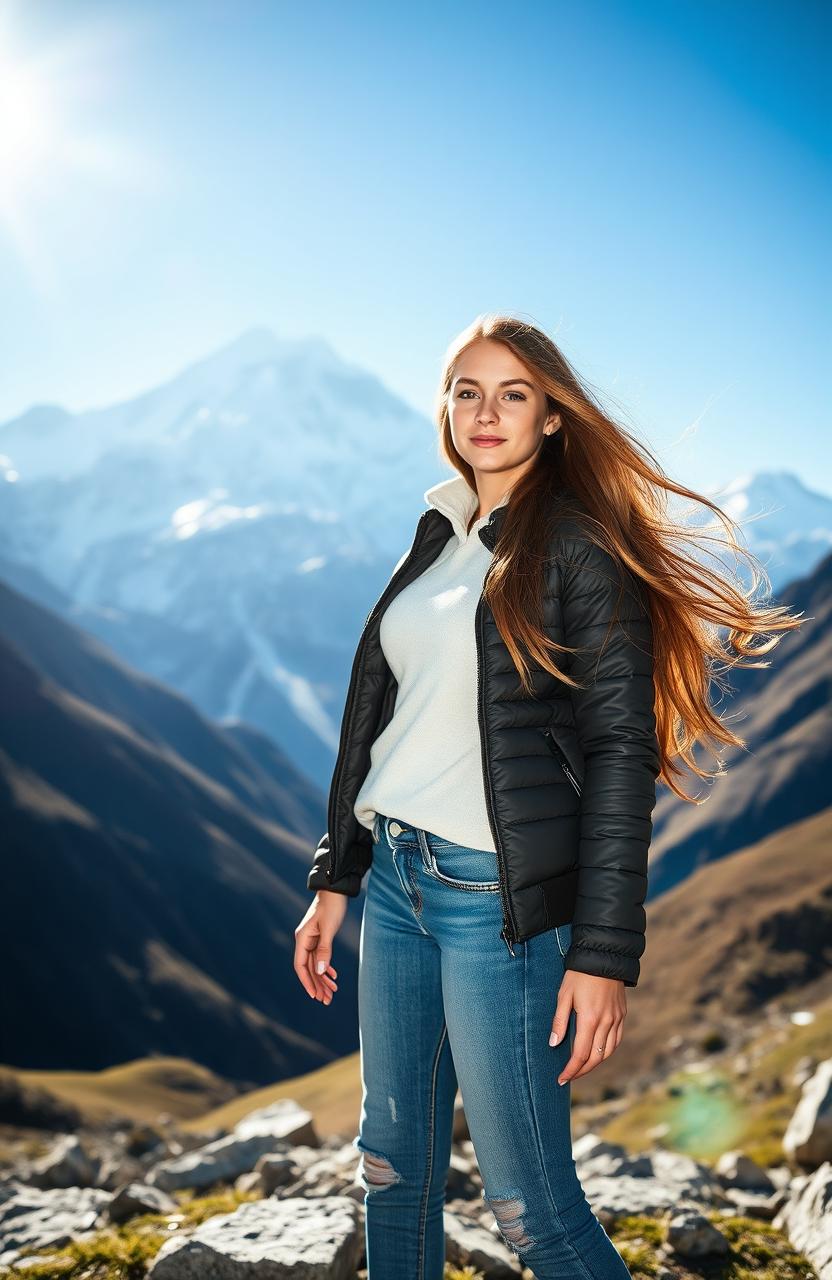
[{"xmin": 307, "ymin": 488, "xmax": 660, "ymax": 986}]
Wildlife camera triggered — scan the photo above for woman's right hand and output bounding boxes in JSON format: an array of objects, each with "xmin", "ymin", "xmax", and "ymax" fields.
[{"xmin": 294, "ymin": 890, "xmax": 348, "ymax": 1005}]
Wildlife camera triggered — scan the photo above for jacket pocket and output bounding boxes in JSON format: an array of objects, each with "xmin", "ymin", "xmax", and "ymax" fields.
[{"xmin": 540, "ymin": 727, "xmax": 583, "ymax": 797}]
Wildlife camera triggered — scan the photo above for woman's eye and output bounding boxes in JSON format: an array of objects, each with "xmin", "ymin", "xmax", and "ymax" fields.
[{"xmin": 457, "ymin": 389, "xmax": 525, "ymax": 401}]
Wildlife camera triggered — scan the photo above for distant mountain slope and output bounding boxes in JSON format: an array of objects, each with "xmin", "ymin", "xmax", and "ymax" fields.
[
  {"xmin": 0, "ymin": 579, "xmax": 326, "ymax": 839},
  {"xmin": 583, "ymin": 807, "xmax": 832, "ymax": 1099},
  {"xmin": 0, "ymin": 327, "xmax": 445, "ymax": 784},
  {"xmin": 0, "ymin": 576, "xmax": 361, "ymax": 1085},
  {"xmin": 649, "ymin": 549, "xmax": 831, "ymax": 898}
]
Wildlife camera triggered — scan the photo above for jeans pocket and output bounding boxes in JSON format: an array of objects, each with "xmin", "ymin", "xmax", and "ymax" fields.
[
  {"xmin": 554, "ymin": 922, "xmax": 573, "ymax": 957},
  {"xmin": 427, "ymin": 840, "xmax": 501, "ymax": 893}
]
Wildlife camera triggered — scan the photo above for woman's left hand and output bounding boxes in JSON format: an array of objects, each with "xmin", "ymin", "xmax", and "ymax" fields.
[{"xmin": 549, "ymin": 971, "xmax": 627, "ymax": 1084}]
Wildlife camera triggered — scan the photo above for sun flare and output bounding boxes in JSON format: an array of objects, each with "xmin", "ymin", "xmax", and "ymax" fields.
[{"xmin": 0, "ymin": 56, "xmax": 56, "ymax": 212}]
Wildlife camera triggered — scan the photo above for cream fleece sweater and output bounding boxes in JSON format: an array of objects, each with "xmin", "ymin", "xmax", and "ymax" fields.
[{"xmin": 352, "ymin": 473, "xmax": 511, "ymax": 851}]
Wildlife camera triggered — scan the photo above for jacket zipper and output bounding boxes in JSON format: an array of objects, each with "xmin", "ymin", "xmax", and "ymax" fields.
[
  {"xmin": 541, "ymin": 727, "xmax": 583, "ymax": 796},
  {"xmin": 326, "ymin": 511, "xmax": 432, "ymax": 878},
  {"xmin": 475, "ymin": 585, "xmax": 519, "ymax": 958}
]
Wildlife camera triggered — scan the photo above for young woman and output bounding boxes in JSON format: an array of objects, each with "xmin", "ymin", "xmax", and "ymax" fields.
[{"xmin": 293, "ymin": 314, "xmax": 802, "ymax": 1279}]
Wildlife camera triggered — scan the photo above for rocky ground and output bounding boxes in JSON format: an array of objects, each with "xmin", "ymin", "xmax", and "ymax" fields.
[{"xmin": 0, "ymin": 1058, "xmax": 830, "ymax": 1279}]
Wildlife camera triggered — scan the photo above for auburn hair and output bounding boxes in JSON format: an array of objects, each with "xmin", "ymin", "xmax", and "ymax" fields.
[{"xmin": 433, "ymin": 313, "xmax": 806, "ymax": 803}]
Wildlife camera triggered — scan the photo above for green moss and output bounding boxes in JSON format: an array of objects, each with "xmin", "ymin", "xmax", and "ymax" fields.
[
  {"xmin": 1, "ymin": 1225, "xmax": 167, "ymax": 1278},
  {"xmin": 172, "ymin": 1184, "xmax": 261, "ymax": 1225},
  {"xmin": 1, "ymin": 1186, "xmax": 262, "ymax": 1279},
  {"xmin": 0, "ymin": 1203, "xmax": 819, "ymax": 1280},
  {"xmin": 711, "ymin": 1214, "xmax": 818, "ymax": 1278},
  {"xmin": 611, "ymin": 1215, "xmax": 664, "ymax": 1277}
]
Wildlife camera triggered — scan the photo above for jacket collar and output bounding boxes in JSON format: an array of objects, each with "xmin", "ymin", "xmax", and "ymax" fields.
[
  {"xmin": 477, "ymin": 502, "xmax": 507, "ymax": 552},
  {"xmin": 423, "ymin": 473, "xmax": 512, "ymax": 549}
]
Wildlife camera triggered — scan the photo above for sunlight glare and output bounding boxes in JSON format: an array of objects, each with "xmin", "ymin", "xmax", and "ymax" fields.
[{"xmin": 0, "ymin": 57, "xmax": 55, "ymax": 211}]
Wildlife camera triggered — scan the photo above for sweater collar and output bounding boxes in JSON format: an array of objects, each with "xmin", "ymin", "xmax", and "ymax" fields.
[{"xmin": 424, "ymin": 473, "xmax": 512, "ymax": 547}]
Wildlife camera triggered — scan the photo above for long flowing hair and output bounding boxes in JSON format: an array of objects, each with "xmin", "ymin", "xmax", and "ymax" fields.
[{"xmin": 434, "ymin": 314, "xmax": 806, "ymax": 803}]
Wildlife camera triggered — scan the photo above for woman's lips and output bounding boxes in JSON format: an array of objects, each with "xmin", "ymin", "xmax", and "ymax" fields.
[{"xmin": 471, "ymin": 436, "xmax": 506, "ymax": 447}]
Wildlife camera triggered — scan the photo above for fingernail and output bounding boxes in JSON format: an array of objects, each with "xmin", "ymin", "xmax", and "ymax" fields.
[
  {"xmin": 558, "ymin": 1078, "xmax": 566, "ymax": 1086},
  {"xmin": 549, "ymin": 1032, "xmax": 559, "ymax": 1046},
  {"xmin": 316, "ymin": 960, "xmax": 325, "ymax": 974}
]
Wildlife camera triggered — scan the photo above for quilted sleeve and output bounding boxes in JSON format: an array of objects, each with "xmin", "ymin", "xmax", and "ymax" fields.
[
  {"xmin": 557, "ymin": 536, "xmax": 660, "ymax": 987},
  {"xmin": 307, "ymin": 831, "xmax": 364, "ymax": 896}
]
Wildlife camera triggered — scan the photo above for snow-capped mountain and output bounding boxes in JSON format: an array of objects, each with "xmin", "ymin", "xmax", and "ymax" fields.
[
  {"xmin": 697, "ymin": 471, "xmax": 832, "ymax": 591},
  {"xmin": 0, "ymin": 326, "xmax": 439, "ymax": 582},
  {"xmin": 0, "ymin": 327, "xmax": 445, "ymax": 783},
  {"xmin": 0, "ymin": 327, "xmax": 828, "ymax": 792}
]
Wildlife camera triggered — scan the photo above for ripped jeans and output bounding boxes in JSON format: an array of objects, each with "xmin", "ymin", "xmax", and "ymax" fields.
[{"xmin": 354, "ymin": 813, "xmax": 632, "ymax": 1280}]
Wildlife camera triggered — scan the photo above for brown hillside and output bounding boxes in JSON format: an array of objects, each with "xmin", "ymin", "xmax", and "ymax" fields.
[{"xmin": 576, "ymin": 806, "xmax": 832, "ymax": 1104}]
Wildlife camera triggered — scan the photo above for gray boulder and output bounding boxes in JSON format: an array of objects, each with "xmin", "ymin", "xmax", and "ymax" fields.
[
  {"xmin": 147, "ymin": 1100, "xmax": 319, "ymax": 1193},
  {"xmin": 234, "ymin": 1101, "xmax": 319, "ymax": 1148},
  {"xmin": 148, "ymin": 1133, "xmax": 292, "ymax": 1194},
  {"xmin": 148, "ymin": 1195, "xmax": 362, "ymax": 1278},
  {"xmin": 0, "ymin": 1180, "xmax": 111, "ymax": 1268},
  {"xmin": 572, "ymin": 1134, "xmax": 725, "ymax": 1224},
  {"xmin": 773, "ymin": 1160, "xmax": 832, "ymax": 1280},
  {"xmin": 783, "ymin": 1058, "xmax": 832, "ymax": 1168}
]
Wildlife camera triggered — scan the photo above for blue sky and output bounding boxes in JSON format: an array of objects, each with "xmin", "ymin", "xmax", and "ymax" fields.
[{"xmin": 0, "ymin": 0, "xmax": 828, "ymax": 496}]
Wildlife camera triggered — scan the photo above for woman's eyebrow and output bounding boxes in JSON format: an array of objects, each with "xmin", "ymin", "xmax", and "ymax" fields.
[{"xmin": 455, "ymin": 377, "xmax": 536, "ymax": 389}]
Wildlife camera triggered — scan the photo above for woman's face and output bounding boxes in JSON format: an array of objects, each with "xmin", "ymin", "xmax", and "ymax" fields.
[{"xmin": 448, "ymin": 338, "xmax": 560, "ymax": 485}]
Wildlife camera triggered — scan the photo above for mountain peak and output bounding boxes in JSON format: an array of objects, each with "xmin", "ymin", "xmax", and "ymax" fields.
[
  {"xmin": 208, "ymin": 326, "xmax": 283, "ymax": 367},
  {"xmin": 716, "ymin": 471, "xmax": 820, "ymax": 501}
]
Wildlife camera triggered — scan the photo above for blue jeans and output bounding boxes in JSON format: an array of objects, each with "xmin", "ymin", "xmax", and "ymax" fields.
[{"xmin": 354, "ymin": 812, "xmax": 632, "ymax": 1280}]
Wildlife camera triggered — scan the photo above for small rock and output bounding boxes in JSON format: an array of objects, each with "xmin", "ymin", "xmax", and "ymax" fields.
[
  {"xmin": 107, "ymin": 1181, "xmax": 178, "ymax": 1224},
  {"xmin": 443, "ymin": 1207, "xmax": 522, "ymax": 1277},
  {"xmin": 720, "ymin": 1184, "xmax": 785, "ymax": 1220},
  {"xmin": 254, "ymin": 1153, "xmax": 296, "ymax": 1196},
  {"xmin": 714, "ymin": 1150, "xmax": 775, "ymax": 1191},
  {"xmin": 233, "ymin": 1099, "xmax": 319, "ymax": 1148},
  {"xmin": 95, "ymin": 1154, "xmax": 146, "ymax": 1191},
  {"xmin": 667, "ymin": 1209, "xmax": 730, "ymax": 1258},
  {"xmin": 147, "ymin": 1132, "xmax": 289, "ymax": 1193},
  {"xmin": 573, "ymin": 1133, "xmax": 627, "ymax": 1165},
  {"xmin": 26, "ymin": 1134, "xmax": 101, "ymax": 1190}
]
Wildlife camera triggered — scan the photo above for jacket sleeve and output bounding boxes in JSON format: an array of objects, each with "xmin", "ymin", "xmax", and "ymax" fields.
[
  {"xmin": 306, "ymin": 531, "xmax": 419, "ymax": 899},
  {"xmin": 557, "ymin": 536, "xmax": 660, "ymax": 987},
  {"xmin": 307, "ymin": 831, "xmax": 365, "ymax": 896}
]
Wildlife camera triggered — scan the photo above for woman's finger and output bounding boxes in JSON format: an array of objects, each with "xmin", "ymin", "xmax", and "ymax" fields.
[
  {"xmin": 571, "ymin": 1018, "xmax": 619, "ymax": 1079},
  {"xmin": 294, "ymin": 928, "xmax": 318, "ymax": 998}
]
